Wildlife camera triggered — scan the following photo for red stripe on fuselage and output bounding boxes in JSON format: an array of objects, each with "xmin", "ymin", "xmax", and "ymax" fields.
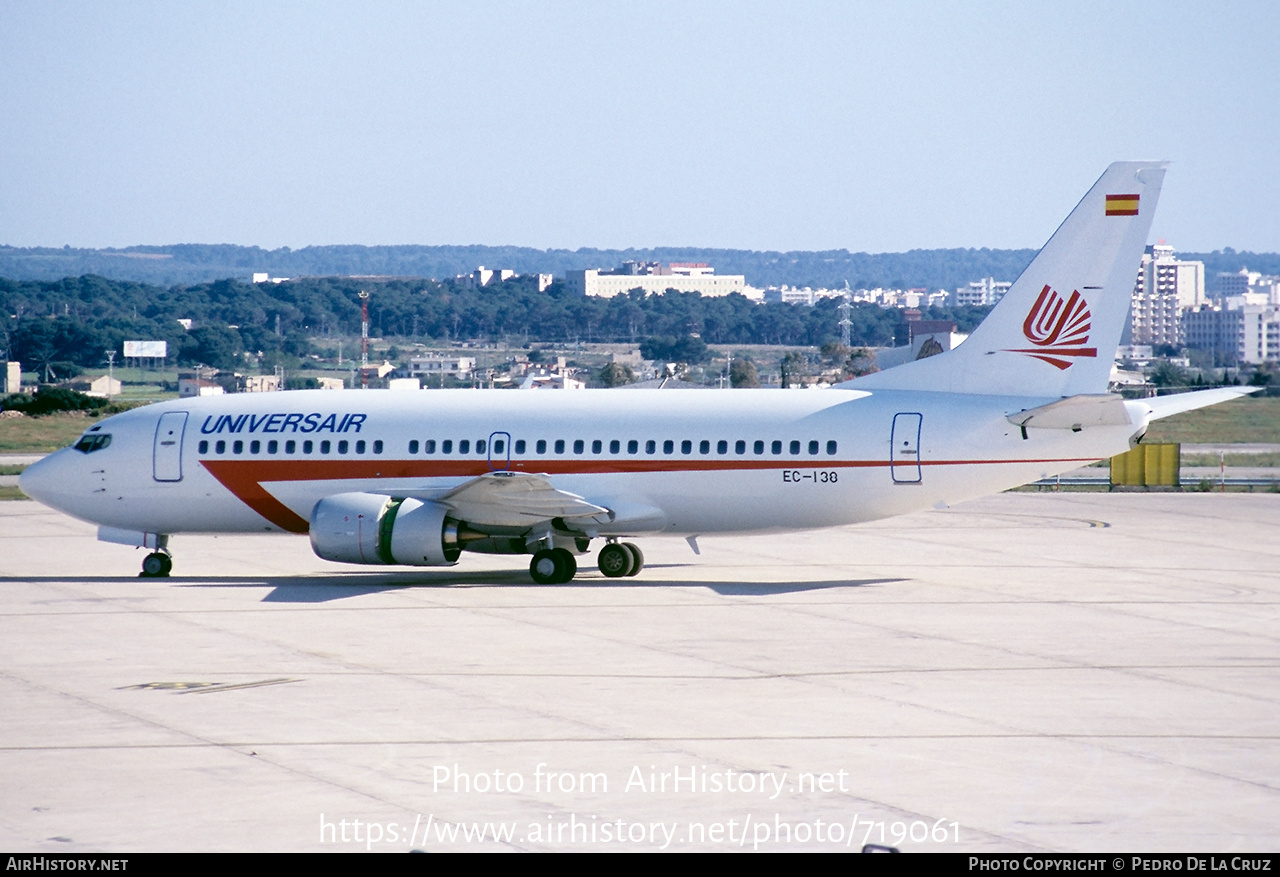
[{"xmin": 200, "ymin": 456, "xmax": 1101, "ymax": 533}]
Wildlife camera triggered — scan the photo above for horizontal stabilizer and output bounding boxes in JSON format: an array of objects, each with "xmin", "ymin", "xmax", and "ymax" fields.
[
  {"xmin": 1007, "ymin": 394, "xmax": 1133, "ymax": 430},
  {"xmin": 1130, "ymin": 387, "xmax": 1260, "ymax": 423}
]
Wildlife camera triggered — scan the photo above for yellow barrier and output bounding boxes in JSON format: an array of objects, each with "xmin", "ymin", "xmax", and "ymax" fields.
[{"xmin": 1110, "ymin": 443, "xmax": 1180, "ymax": 487}]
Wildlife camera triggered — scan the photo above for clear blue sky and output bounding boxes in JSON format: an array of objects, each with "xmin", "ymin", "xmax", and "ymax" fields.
[{"xmin": 2, "ymin": 1, "xmax": 1277, "ymax": 254}]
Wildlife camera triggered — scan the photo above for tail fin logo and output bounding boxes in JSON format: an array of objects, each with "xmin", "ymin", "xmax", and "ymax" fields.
[{"xmin": 1002, "ymin": 285, "xmax": 1098, "ymax": 370}]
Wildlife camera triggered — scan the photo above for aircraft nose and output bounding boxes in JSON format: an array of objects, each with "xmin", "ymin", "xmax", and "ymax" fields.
[{"xmin": 19, "ymin": 452, "xmax": 66, "ymax": 507}]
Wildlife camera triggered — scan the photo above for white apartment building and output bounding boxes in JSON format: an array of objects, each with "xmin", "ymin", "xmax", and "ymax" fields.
[
  {"xmin": 408, "ymin": 355, "xmax": 477, "ymax": 379},
  {"xmin": 1182, "ymin": 302, "xmax": 1280, "ymax": 364},
  {"xmin": 952, "ymin": 277, "xmax": 1011, "ymax": 307},
  {"xmin": 1130, "ymin": 244, "xmax": 1204, "ymax": 347},
  {"xmin": 565, "ymin": 262, "xmax": 746, "ymax": 298}
]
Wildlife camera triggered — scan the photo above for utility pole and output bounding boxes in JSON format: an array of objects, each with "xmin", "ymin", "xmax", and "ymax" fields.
[
  {"xmin": 359, "ymin": 290, "xmax": 370, "ymax": 389},
  {"xmin": 104, "ymin": 350, "xmax": 116, "ymax": 398}
]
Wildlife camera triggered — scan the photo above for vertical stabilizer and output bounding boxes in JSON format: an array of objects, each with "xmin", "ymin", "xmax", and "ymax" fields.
[{"xmin": 844, "ymin": 162, "xmax": 1167, "ymax": 397}]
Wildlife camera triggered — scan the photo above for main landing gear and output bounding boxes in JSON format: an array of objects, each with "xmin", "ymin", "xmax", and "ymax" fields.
[
  {"xmin": 140, "ymin": 551, "xmax": 172, "ymax": 578},
  {"xmin": 527, "ymin": 540, "xmax": 645, "ymax": 584},
  {"xmin": 529, "ymin": 547, "xmax": 576, "ymax": 584},
  {"xmin": 598, "ymin": 542, "xmax": 644, "ymax": 579}
]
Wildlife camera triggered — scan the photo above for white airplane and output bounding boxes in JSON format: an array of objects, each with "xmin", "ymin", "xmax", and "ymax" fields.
[{"xmin": 19, "ymin": 162, "xmax": 1252, "ymax": 582}]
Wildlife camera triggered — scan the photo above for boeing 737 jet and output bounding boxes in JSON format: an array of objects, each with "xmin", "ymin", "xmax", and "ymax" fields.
[{"xmin": 19, "ymin": 162, "xmax": 1252, "ymax": 581}]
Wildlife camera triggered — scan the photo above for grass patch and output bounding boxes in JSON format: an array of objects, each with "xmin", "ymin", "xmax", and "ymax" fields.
[
  {"xmin": 0, "ymin": 464, "xmax": 28, "ymax": 475},
  {"xmin": 0, "ymin": 412, "xmax": 95, "ymax": 453},
  {"xmin": 0, "ymin": 485, "xmax": 30, "ymax": 500},
  {"xmin": 1181, "ymin": 452, "xmax": 1280, "ymax": 468},
  {"xmin": 1143, "ymin": 396, "xmax": 1280, "ymax": 444}
]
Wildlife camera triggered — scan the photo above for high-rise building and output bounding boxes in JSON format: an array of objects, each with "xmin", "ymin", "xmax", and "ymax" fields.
[{"xmin": 1130, "ymin": 244, "xmax": 1204, "ymax": 347}]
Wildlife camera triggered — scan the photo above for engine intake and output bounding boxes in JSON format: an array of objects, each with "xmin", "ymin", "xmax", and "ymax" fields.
[{"xmin": 310, "ymin": 492, "xmax": 485, "ymax": 566}]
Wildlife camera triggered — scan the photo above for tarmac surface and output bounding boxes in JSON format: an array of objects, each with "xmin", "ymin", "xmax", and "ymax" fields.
[{"xmin": 1, "ymin": 493, "xmax": 1277, "ymax": 852}]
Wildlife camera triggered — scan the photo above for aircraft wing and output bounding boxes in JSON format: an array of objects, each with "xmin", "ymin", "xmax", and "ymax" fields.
[{"xmin": 397, "ymin": 471, "xmax": 610, "ymax": 528}]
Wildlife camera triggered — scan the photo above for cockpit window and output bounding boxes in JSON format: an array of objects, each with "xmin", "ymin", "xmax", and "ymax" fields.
[{"xmin": 73, "ymin": 434, "xmax": 112, "ymax": 454}]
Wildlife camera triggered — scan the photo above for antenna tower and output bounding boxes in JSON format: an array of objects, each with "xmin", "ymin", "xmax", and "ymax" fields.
[{"xmin": 359, "ymin": 290, "xmax": 370, "ymax": 389}]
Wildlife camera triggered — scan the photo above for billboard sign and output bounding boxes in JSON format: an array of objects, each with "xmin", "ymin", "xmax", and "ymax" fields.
[{"xmin": 124, "ymin": 341, "xmax": 168, "ymax": 358}]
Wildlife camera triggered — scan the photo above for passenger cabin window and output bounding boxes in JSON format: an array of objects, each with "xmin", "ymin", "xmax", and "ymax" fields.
[
  {"xmin": 771, "ymin": 440, "xmax": 782, "ymax": 455},
  {"xmin": 476, "ymin": 439, "xmax": 486, "ymax": 453},
  {"xmin": 592, "ymin": 440, "xmax": 602, "ymax": 454},
  {"xmin": 286, "ymin": 440, "xmax": 296, "ymax": 453},
  {"xmin": 250, "ymin": 440, "xmax": 260, "ymax": 454},
  {"xmin": 808, "ymin": 440, "xmax": 819, "ymax": 455},
  {"xmin": 442, "ymin": 440, "xmax": 453, "ymax": 453},
  {"xmin": 699, "ymin": 440, "xmax": 710, "ymax": 454},
  {"xmin": 355, "ymin": 439, "xmax": 365, "ymax": 454},
  {"xmin": 493, "ymin": 439, "xmax": 504, "ymax": 454},
  {"xmin": 789, "ymin": 440, "xmax": 800, "ymax": 455},
  {"xmin": 754, "ymin": 440, "xmax": 764, "ymax": 454},
  {"xmin": 717, "ymin": 440, "xmax": 728, "ymax": 455},
  {"xmin": 827, "ymin": 440, "xmax": 838, "ymax": 455},
  {"xmin": 268, "ymin": 440, "xmax": 278, "ymax": 454},
  {"xmin": 573, "ymin": 439, "xmax": 584, "ymax": 454},
  {"xmin": 735, "ymin": 440, "xmax": 746, "ymax": 454},
  {"xmin": 681, "ymin": 440, "xmax": 692, "ymax": 455},
  {"xmin": 373, "ymin": 439, "xmax": 383, "ymax": 454},
  {"xmin": 534, "ymin": 439, "xmax": 545, "ymax": 454},
  {"xmin": 198, "ymin": 440, "xmax": 208, "ymax": 454},
  {"xmin": 338, "ymin": 440, "xmax": 349, "ymax": 454},
  {"xmin": 233, "ymin": 440, "xmax": 244, "ymax": 454},
  {"xmin": 555, "ymin": 439, "xmax": 565, "ymax": 454},
  {"xmin": 303, "ymin": 440, "xmax": 313, "ymax": 454},
  {"xmin": 645, "ymin": 440, "xmax": 656, "ymax": 454},
  {"xmin": 425, "ymin": 440, "xmax": 436, "ymax": 454},
  {"xmin": 320, "ymin": 440, "xmax": 331, "ymax": 454},
  {"xmin": 409, "ymin": 440, "xmax": 419, "ymax": 454},
  {"xmin": 627, "ymin": 440, "xmax": 638, "ymax": 454},
  {"xmin": 459, "ymin": 440, "xmax": 470, "ymax": 454},
  {"xmin": 664, "ymin": 440, "xmax": 674, "ymax": 454}
]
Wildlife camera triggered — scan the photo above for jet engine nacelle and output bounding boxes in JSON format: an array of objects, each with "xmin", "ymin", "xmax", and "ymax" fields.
[{"xmin": 309, "ymin": 492, "xmax": 463, "ymax": 566}]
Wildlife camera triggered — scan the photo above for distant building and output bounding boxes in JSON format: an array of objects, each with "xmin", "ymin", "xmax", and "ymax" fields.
[
  {"xmin": 566, "ymin": 262, "xmax": 746, "ymax": 298},
  {"xmin": 63, "ymin": 375, "xmax": 121, "ymax": 398},
  {"xmin": 242, "ymin": 375, "xmax": 280, "ymax": 393},
  {"xmin": 1216, "ymin": 268, "xmax": 1280, "ymax": 305},
  {"xmin": 459, "ymin": 266, "xmax": 516, "ymax": 289},
  {"xmin": 408, "ymin": 355, "xmax": 476, "ymax": 380},
  {"xmin": 519, "ymin": 371, "xmax": 585, "ymax": 390},
  {"xmin": 317, "ymin": 377, "xmax": 344, "ymax": 390},
  {"xmin": 5, "ymin": 362, "xmax": 20, "ymax": 395},
  {"xmin": 952, "ymin": 277, "xmax": 1011, "ymax": 307},
  {"xmin": 388, "ymin": 378, "xmax": 422, "ymax": 391},
  {"xmin": 1130, "ymin": 244, "xmax": 1204, "ymax": 347},
  {"xmin": 179, "ymin": 378, "xmax": 224, "ymax": 397},
  {"xmin": 1182, "ymin": 302, "xmax": 1280, "ymax": 364}
]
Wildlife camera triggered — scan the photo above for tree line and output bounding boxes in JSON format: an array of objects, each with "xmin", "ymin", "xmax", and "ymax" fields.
[{"xmin": 0, "ymin": 274, "xmax": 992, "ymax": 373}]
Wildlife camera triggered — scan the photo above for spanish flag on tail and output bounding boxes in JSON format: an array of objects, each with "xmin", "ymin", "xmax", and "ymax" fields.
[{"xmin": 1105, "ymin": 193, "xmax": 1140, "ymax": 215}]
